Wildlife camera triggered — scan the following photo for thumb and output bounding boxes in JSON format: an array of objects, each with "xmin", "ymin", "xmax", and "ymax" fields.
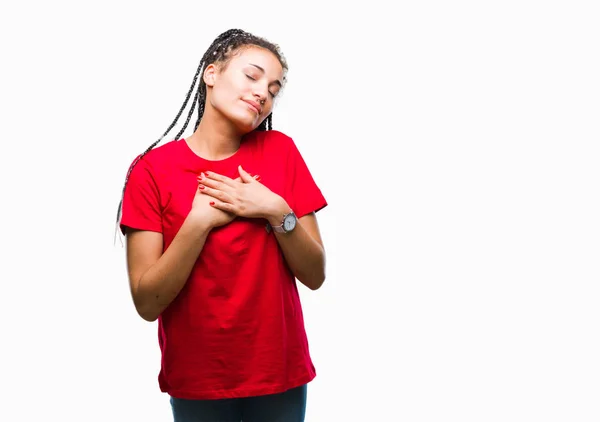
[{"xmin": 238, "ymin": 165, "xmax": 255, "ymax": 183}]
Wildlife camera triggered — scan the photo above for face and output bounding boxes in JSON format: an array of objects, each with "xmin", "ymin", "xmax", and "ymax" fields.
[{"xmin": 204, "ymin": 46, "xmax": 284, "ymax": 133}]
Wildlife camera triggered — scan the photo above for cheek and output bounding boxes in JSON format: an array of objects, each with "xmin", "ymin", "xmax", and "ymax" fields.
[
  {"xmin": 211, "ymin": 85, "xmax": 238, "ymax": 111},
  {"xmin": 261, "ymin": 101, "xmax": 274, "ymax": 117},
  {"xmin": 223, "ymin": 82, "xmax": 251, "ymax": 108}
]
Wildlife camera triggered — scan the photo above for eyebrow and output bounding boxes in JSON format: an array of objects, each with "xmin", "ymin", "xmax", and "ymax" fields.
[{"xmin": 249, "ymin": 63, "xmax": 282, "ymax": 87}]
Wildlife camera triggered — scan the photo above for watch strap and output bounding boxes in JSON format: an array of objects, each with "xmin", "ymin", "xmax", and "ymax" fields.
[{"xmin": 267, "ymin": 211, "xmax": 296, "ymax": 233}]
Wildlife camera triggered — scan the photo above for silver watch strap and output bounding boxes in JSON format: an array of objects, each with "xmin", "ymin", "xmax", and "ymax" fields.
[
  {"xmin": 266, "ymin": 211, "xmax": 295, "ymax": 233},
  {"xmin": 271, "ymin": 224, "xmax": 286, "ymax": 233}
]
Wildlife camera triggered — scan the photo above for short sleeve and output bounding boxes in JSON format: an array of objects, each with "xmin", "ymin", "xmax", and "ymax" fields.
[
  {"xmin": 119, "ymin": 156, "xmax": 163, "ymax": 235},
  {"xmin": 287, "ymin": 139, "xmax": 328, "ymax": 218}
]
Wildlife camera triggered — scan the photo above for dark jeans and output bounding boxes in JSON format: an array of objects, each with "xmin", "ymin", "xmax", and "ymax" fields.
[{"xmin": 170, "ymin": 384, "xmax": 307, "ymax": 422}]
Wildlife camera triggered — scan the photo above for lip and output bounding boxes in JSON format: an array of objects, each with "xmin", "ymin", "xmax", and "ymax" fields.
[{"xmin": 242, "ymin": 99, "xmax": 261, "ymax": 114}]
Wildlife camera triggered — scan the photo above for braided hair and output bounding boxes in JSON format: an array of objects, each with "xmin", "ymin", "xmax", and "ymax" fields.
[{"xmin": 114, "ymin": 29, "xmax": 287, "ymax": 240}]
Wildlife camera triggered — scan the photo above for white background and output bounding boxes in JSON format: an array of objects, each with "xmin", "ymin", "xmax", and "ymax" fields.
[{"xmin": 1, "ymin": 1, "xmax": 599, "ymax": 421}]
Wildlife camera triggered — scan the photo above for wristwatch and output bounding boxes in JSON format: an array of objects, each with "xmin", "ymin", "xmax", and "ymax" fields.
[{"xmin": 269, "ymin": 211, "xmax": 297, "ymax": 233}]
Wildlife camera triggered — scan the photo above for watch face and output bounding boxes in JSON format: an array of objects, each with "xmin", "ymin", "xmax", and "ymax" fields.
[{"xmin": 283, "ymin": 214, "xmax": 296, "ymax": 231}]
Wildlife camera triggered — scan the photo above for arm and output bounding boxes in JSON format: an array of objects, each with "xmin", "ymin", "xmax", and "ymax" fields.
[
  {"xmin": 126, "ymin": 215, "xmax": 212, "ymax": 322},
  {"xmin": 198, "ymin": 166, "xmax": 327, "ymax": 290},
  {"xmin": 267, "ymin": 205, "xmax": 326, "ymax": 290}
]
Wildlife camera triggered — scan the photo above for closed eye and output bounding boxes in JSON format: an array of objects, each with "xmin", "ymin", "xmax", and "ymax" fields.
[{"xmin": 246, "ymin": 74, "xmax": 277, "ymax": 98}]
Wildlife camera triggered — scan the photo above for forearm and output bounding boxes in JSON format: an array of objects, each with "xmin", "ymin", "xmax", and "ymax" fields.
[
  {"xmin": 267, "ymin": 203, "xmax": 326, "ymax": 290},
  {"xmin": 136, "ymin": 216, "xmax": 211, "ymax": 320}
]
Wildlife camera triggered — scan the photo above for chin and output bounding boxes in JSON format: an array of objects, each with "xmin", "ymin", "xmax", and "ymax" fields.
[
  {"xmin": 215, "ymin": 101, "xmax": 264, "ymax": 134},
  {"xmin": 230, "ymin": 117, "xmax": 257, "ymax": 134},
  {"xmin": 228, "ymin": 111, "xmax": 262, "ymax": 134}
]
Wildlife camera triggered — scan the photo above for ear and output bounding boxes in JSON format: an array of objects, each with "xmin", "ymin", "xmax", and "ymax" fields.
[{"xmin": 203, "ymin": 63, "xmax": 217, "ymax": 87}]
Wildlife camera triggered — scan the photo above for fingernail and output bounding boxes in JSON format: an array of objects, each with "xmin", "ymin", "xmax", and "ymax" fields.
[
  {"xmin": 198, "ymin": 172, "xmax": 204, "ymax": 179},
  {"xmin": 199, "ymin": 185, "xmax": 205, "ymax": 189},
  {"xmin": 209, "ymin": 201, "xmax": 215, "ymax": 206}
]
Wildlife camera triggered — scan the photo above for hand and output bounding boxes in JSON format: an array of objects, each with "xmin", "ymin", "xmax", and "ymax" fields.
[
  {"xmin": 189, "ymin": 177, "xmax": 238, "ymax": 229},
  {"xmin": 198, "ymin": 165, "xmax": 287, "ymax": 220}
]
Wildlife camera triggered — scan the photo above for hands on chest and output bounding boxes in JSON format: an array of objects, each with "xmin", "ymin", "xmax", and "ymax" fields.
[{"xmin": 190, "ymin": 165, "xmax": 289, "ymax": 229}]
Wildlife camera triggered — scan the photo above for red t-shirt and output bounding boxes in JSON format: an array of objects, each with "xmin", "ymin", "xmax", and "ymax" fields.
[{"xmin": 119, "ymin": 129, "xmax": 327, "ymax": 400}]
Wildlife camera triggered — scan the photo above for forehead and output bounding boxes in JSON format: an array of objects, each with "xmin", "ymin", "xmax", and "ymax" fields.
[{"xmin": 228, "ymin": 46, "xmax": 283, "ymax": 77}]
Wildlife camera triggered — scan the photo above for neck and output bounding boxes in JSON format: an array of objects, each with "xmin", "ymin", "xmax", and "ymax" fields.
[{"xmin": 186, "ymin": 106, "xmax": 242, "ymax": 161}]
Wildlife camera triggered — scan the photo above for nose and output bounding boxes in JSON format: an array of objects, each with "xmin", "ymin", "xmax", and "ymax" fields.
[{"xmin": 252, "ymin": 83, "xmax": 268, "ymax": 105}]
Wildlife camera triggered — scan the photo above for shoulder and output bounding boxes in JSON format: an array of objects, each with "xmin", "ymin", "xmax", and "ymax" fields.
[
  {"xmin": 136, "ymin": 139, "xmax": 180, "ymax": 165},
  {"xmin": 262, "ymin": 129, "xmax": 294, "ymax": 145},
  {"xmin": 247, "ymin": 129, "xmax": 297, "ymax": 154},
  {"xmin": 127, "ymin": 140, "xmax": 180, "ymax": 175}
]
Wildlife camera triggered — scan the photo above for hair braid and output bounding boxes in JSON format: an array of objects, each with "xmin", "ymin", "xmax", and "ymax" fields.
[
  {"xmin": 114, "ymin": 56, "xmax": 205, "ymax": 233},
  {"xmin": 175, "ymin": 85, "xmax": 200, "ymax": 140},
  {"xmin": 115, "ymin": 29, "xmax": 287, "ymax": 242}
]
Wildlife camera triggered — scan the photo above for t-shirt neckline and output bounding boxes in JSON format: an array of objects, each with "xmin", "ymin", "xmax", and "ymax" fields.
[{"xmin": 179, "ymin": 137, "xmax": 247, "ymax": 166}]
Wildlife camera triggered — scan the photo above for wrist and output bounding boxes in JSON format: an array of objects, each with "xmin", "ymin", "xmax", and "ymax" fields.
[
  {"xmin": 186, "ymin": 212, "xmax": 214, "ymax": 233},
  {"xmin": 266, "ymin": 197, "xmax": 291, "ymax": 226}
]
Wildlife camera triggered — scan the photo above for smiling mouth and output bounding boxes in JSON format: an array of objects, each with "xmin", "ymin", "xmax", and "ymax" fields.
[{"xmin": 243, "ymin": 100, "xmax": 261, "ymax": 114}]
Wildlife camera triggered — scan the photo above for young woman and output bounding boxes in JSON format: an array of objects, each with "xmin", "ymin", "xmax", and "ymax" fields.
[{"xmin": 116, "ymin": 28, "xmax": 327, "ymax": 422}]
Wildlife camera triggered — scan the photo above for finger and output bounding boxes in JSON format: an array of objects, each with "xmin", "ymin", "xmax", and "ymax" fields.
[
  {"xmin": 197, "ymin": 174, "xmax": 231, "ymax": 192},
  {"xmin": 238, "ymin": 165, "xmax": 255, "ymax": 183},
  {"xmin": 198, "ymin": 184, "xmax": 234, "ymax": 203},
  {"xmin": 228, "ymin": 174, "xmax": 251, "ymax": 184},
  {"xmin": 202, "ymin": 171, "xmax": 236, "ymax": 188},
  {"xmin": 209, "ymin": 200, "xmax": 236, "ymax": 214}
]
